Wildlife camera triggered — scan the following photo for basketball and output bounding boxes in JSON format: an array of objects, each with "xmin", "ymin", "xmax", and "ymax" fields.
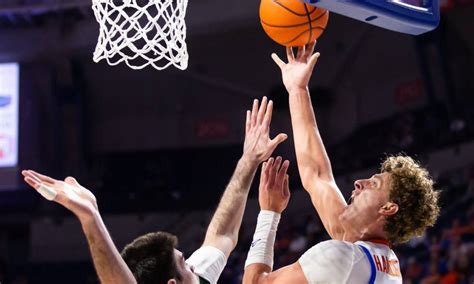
[{"xmin": 259, "ymin": 0, "xmax": 329, "ymax": 47}]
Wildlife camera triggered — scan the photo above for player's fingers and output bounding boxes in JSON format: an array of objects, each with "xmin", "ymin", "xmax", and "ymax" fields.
[
  {"xmin": 275, "ymin": 160, "xmax": 289, "ymax": 190},
  {"xmin": 257, "ymin": 96, "xmax": 268, "ymax": 125},
  {"xmin": 283, "ymin": 175, "xmax": 290, "ymax": 198},
  {"xmin": 268, "ymin": 156, "xmax": 282, "ymax": 188},
  {"xmin": 271, "ymin": 156, "xmax": 282, "ymax": 179},
  {"xmin": 277, "ymin": 160, "xmax": 290, "ymax": 181},
  {"xmin": 267, "ymin": 157, "xmax": 278, "ymax": 187},
  {"xmin": 267, "ymin": 157, "xmax": 274, "ymax": 166},
  {"xmin": 22, "ymin": 170, "xmax": 42, "ymax": 184},
  {"xmin": 23, "ymin": 171, "xmax": 55, "ymax": 187},
  {"xmin": 260, "ymin": 162, "xmax": 268, "ymax": 184},
  {"xmin": 297, "ymin": 45, "xmax": 305, "ymax": 59},
  {"xmin": 265, "ymin": 158, "xmax": 274, "ymax": 183},
  {"xmin": 305, "ymin": 40, "xmax": 317, "ymax": 58},
  {"xmin": 286, "ymin": 47, "xmax": 295, "ymax": 61},
  {"xmin": 245, "ymin": 110, "xmax": 251, "ymax": 134},
  {"xmin": 270, "ymin": 133, "xmax": 288, "ymax": 149},
  {"xmin": 24, "ymin": 176, "xmax": 40, "ymax": 189},
  {"xmin": 64, "ymin": 176, "xmax": 80, "ymax": 186},
  {"xmin": 271, "ymin": 53, "xmax": 285, "ymax": 69},
  {"xmin": 25, "ymin": 177, "xmax": 58, "ymax": 201},
  {"xmin": 262, "ymin": 100, "xmax": 274, "ymax": 130},
  {"xmin": 251, "ymin": 99, "xmax": 259, "ymax": 127},
  {"xmin": 308, "ymin": 52, "xmax": 321, "ymax": 69},
  {"xmin": 27, "ymin": 170, "xmax": 57, "ymax": 184}
]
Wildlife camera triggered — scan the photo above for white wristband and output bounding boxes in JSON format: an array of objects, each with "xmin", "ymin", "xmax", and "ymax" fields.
[{"xmin": 245, "ymin": 210, "xmax": 281, "ymax": 270}]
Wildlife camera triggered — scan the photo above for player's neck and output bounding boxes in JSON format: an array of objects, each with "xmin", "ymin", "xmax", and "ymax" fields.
[
  {"xmin": 360, "ymin": 223, "xmax": 388, "ymax": 243},
  {"xmin": 341, "ymin": 227, "xmax": 364, "ymax": 242},
  {"xmin": 342, "ymin": 221, "xmax": 387, "ymax": 243}
]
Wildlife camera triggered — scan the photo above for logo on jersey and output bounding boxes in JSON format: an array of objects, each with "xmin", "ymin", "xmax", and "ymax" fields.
[
  {"xmin": 0, "ymin": 96, "xmax": 11, "ymax": 108},
  {"xmin": 372, "ymin": 254, "xmax": 402, "ymax": 277},
  {"xmin": 251, "ymin": 238, "xmax": 262, "ymax": 248}
]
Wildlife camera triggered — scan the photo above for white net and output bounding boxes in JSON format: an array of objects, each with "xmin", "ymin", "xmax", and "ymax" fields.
[{"xmin": 91, "ymin": 0, "xmax": 188, "ymax": 70}]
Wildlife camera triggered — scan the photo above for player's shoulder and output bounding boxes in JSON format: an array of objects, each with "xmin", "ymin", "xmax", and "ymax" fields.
[
  {"xmin": 298, "ymin": 239, "xmax": 361, "ymax": 268},
  {"xmin": 305, "ymin": 239, "xmax": 358, "ymax": 256},
  {"xmin": 298, "ymin": 240, "xmax": 363, "ymax": 283}
]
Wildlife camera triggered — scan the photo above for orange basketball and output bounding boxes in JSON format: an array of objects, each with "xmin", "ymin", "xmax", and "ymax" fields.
[{"xmin": 260, "ymin": 0, "xmax": 329, "ymax": 47}]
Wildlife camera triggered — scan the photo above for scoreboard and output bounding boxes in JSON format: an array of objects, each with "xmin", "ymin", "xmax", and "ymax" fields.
[{"xmin": 0, "ymin": 63, "xmax": 19, "ymax": 168}]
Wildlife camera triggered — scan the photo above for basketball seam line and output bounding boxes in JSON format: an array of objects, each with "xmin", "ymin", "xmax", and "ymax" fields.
[
  {"xmin": 261, "ymin": 10, "xmax": 327, "ymax": 28},
  {"xmin": 280, "ymin": 26, "xmax": 325, "ymax": 45},
  {"xmin": 272, "ymin": 0, "xmax": 317, "ymax": 17}
]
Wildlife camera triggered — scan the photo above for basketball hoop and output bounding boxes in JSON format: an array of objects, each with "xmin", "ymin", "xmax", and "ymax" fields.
[{"xmin": 91, "ymin": 0, "xmax": 189, "ymax": 70}]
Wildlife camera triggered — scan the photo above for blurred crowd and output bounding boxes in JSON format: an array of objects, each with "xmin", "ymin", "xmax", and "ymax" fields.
[{"xmin": 330, "ymin": 103, "xmax": 474, "ymax": 173}]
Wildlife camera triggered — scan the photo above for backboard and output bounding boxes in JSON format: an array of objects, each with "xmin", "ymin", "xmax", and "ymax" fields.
[{"xmin": 303, "ymin": 0, "xmax": 440, "ymax": 35}]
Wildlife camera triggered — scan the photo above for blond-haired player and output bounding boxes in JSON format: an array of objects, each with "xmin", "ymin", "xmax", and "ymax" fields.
[{"xmin": 243, "ymin": 42, "xmax": 440, "ymax": 284}]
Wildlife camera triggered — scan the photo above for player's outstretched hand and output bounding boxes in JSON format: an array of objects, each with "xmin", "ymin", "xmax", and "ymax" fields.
[
  {"xmin": 271, "ymin": 40, "xmax": 320, "ymax": 93},
  {"xmin": 22, "ymin": 170, "xmax": 98, "ymax": 222},
  {"xmin": 243, "ymin": 97, "xmax": 287, "ymax": 164}
]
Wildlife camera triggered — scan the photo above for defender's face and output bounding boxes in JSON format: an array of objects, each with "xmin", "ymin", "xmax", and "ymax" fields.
[
  {"xmin": 339, "ymin": 172, "xmax": 393, "ymax": 231},
  {"xmin": 172, "ymin": 249, "xmax": 199, "ymax": 284}
]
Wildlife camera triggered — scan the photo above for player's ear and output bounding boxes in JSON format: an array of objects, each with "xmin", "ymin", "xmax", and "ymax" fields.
[
  {"xmin": 168, "ymin": 279, "xmax": 177, "ymax": 284},
  {"xmin": 379, "ymin": 202, "xmax": 398, "ymax": 216}
]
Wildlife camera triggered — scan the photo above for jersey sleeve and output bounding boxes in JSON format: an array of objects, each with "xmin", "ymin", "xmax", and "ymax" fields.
[
  {"xmin": 298, "ymin": 240, "xmax": 356, "ymax": 284},
  {"xmin": 186, "ymin": 246, "xmax": 227, "ymax": 284}
]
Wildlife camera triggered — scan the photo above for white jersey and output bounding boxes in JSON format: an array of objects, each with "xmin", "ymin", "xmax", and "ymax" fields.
[
  {"xmin": 298, "ymin": 239, "xmax": 402, "ymax": 284},
  {"xmin": 186, "ymin": 246, "xmax": 227, "ymax": 284}
]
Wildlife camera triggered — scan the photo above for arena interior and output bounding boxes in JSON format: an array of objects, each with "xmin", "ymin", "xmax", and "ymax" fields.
[{"xmin": 0, "ymin": 0, "xmax": 474, "ymax": 283}]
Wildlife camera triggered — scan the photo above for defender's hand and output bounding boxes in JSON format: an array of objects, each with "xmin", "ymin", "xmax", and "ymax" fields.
[
  {"xmin": 243, "ymin": 97, "xmax": 287, "ymax": 164},
  {"xmin": 22, "ymin": 170, "xmax": 98, "ymax": 222}
]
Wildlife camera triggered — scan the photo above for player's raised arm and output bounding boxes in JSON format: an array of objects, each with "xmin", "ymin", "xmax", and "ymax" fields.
[
  {"xmin": 272, "ymin": 41, "xmax": 347, "ymax": 240},
  {"xmin": 243, "ymin": 157, "xmax": 308, "ymax": 284},
  {"xmin": 201, "ymin": 97, "xmax": 288, "ymax": 258},
  {"xmin": 22, "ymin": 170, "xmax": 137, "ymax": 284}
]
